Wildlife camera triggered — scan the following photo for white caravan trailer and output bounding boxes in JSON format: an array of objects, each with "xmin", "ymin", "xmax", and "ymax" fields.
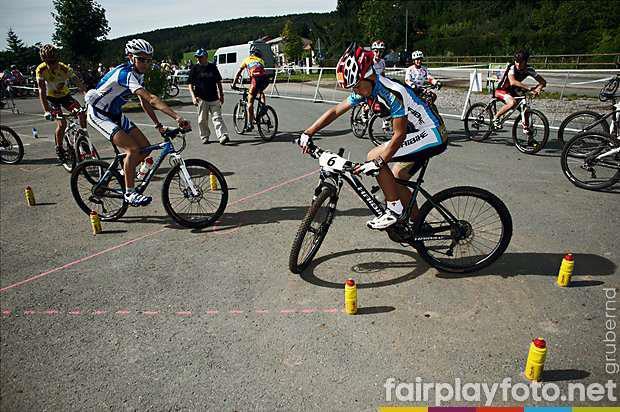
[{"xmin": 213, "ymin": 40, "xmax": 275, "ymax": 80}]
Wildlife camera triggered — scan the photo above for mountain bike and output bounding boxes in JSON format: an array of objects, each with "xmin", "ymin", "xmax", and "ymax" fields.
[
  {"xmin": 70, "ymin": 127, "xmax": 228, "ymax": 228},
  {"xmin": 0, "ymin": 124, "xmax": 24, "ymax": 164},
  {"xmin": 557, "ymin": 76, "xmax": 619, "ymax": 147},
  {"xmin": 231, "ymin": 86, "xmax": 278, "ymax": 141},
  {"xmin": 366, "ymin": 84, "xmax": 441, "ymax": 147},
  {"xmin": 50, "ymin": 107, "xmax": 100, "ymax": 172},
  {"xmin": 464, "ymin": 89, "xmax": 549, "ymax": 154},
  {"xmin": 289, "ymin": 142, "xmax": 513, "ymax": 274}
]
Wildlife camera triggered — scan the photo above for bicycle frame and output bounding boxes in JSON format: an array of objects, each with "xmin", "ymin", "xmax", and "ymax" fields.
[
  {"xmin": 315, "ymin": 150, "xmax": 458, "ymax": 242},
  {"xmin": 579, "ymin": 104, "xmax": 619, "ymax": 138},
  {"xmin": 489, "ymin": 95, "xmax": 530, "ymax": 124},
  {"xmin": 94, "ymin": 136, "xmax": 199, "ymax": 199}
]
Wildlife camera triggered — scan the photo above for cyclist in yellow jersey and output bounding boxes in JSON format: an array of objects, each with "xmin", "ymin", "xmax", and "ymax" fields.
[
  {"xmin": 232, "ymin": 46, "xmax": 270, "ymax": 132},
  {"xmin": 36, "ymin": 44, "xmax": 87, "ymax": 162}
]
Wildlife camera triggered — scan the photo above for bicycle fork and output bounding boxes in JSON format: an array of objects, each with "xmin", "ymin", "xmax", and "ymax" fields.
[{"xmin": 173, "ymin": 154, "xmax": 200, "ymax": 197}]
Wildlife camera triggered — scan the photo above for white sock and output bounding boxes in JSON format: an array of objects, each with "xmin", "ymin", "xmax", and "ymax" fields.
[
  {"xmin": 125, "ymin": 187, "xmax": 134, "ymax": 195},
  {"xmin": 387, "ymin": 200, "xmax": 403, "ymax": 215}
]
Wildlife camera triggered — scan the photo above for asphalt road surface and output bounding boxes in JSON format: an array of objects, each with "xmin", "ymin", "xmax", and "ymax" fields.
[{"xmin": 1, "ymin": 94, "xmax": 618, "ymax": 410}]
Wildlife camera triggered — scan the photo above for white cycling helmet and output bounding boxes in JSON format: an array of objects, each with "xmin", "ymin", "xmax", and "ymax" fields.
[
  {"xmin": 411, "ymin": 50, "xmax": 424, "ymax": 60},
  {"xmin": 371, "ymin": 40, "xmax": 385, "ymax": 50},
  {"xmin": 125, "ymin": 39, "xmax": 154, "ymax": 56}
]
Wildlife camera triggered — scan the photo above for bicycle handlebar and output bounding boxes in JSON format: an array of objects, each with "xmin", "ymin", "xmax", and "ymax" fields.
[
  {"xmin": 161, "ymin": 126, "xmax": 192, "ymax": 139},
  {"xmin": 49, "ymin": 106, "xmax": 87, "ymax": 120}
]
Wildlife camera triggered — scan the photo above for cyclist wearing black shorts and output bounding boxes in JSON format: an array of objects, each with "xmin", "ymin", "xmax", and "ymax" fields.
[{"xmin": 36, "ymin": 44, "xmax": 87, "ymax": 162}]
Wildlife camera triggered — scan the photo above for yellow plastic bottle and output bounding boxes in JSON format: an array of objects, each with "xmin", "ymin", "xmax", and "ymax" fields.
[
  {"xmin": 344, "ymin": 278, "xmax": 357, "ymax": 315},
  {"xmin": 90, "ymin": 211, "xmax": 102, "ymax": 235},
  {"xmin": 557, "ymin": 253, "xmax": 574, "ymax": 287},
  {"xmin": 24, "ymin": 186, "xmax": 36, "ymax": 206},
  {"xmin": 209, "ymin": 173, "xmax": 218, "ymax": 191},
  {"xmin": 524, "ymin": 337, "xmax": 547, "ymax": 381}
]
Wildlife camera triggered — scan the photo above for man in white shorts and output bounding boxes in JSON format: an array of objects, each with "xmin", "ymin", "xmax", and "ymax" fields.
[{"xmin": 85, "ymin": 39, "xmax": 190, "ymax": 207}]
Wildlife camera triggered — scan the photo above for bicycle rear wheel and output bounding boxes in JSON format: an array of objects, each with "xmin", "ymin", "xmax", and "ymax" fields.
[
  {"xmin": 350, "ymin": 105, "xmax": 367, "ymax": 138},
  {"xmin": 557, "ymin": 110, "xmax": 608, "ymax": 147},
  {"xmin": 561, "ymin": 132, "xmax": 620, "ymax": 190},
  {"xmin": 162, "ymin": 158, "xmax": 228, "ymax": 228},
  {"xmin": 512, "ymin": 109, "xmax": 549, "ymax": 154},
  {"xmin": 464, "ymin": 102, "xmax": 493, "ymax": 141},
  {"xmin": 0, "ymin": 125, "xmax": 24, "ymax": 164},
  {"xmin": 257, "ymin": 105, "xmax": 278, "ymax": 141},
  {"xmin": 232, "ymin": 102, "xmax": 247, "ymax": 134},
  {"xmin": 368, "ymin": 115, "xmax": 393, "ymax": 146},
  {"xmin": 71, "ymin": 160, "xmax": 128, "ymax": 220},
  {"xmin": 289, "ymin": 187, "xmax": 337, "ymax": 274},
  {"xmin": 414, "ymin": 186, "xmax": 512, "ymax": 273}
]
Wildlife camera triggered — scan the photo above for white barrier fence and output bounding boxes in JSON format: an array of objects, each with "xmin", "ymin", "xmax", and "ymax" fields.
[{"xmin": 259, "ymin": 65, "xmax": 619, "ymax": 129}]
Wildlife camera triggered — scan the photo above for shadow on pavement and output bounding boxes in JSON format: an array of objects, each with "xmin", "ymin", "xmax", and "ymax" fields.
[
  {"xmin": 436, "ymin": 252, "xmax": 616, "ymax": 280},
  {"xmin": 300, "ymin": 247, "xmax": 429, "ymax": 289},
  {"xmin": 17, "ymin": 158, "xmax": 58, "ymax": 165},
  {"xmin": 206, "ymin": 205, "xmax": 370, "ymax": 232},
  {"xmin": 542, "ymin": 369, "xmax": 591, "ymax": 382},
  {"xmin": 356, "ymin": 306, "xmax": 396, "ymax": 315}
]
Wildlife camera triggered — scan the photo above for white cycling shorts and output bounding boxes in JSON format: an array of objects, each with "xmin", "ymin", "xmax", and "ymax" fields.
[{"xmin": 87, "ymin": 105, "xmax": 136, "ymax": 141}]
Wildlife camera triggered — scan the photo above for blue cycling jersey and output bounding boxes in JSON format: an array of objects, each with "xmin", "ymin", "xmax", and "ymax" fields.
[
  {"xmin": 85, "ymin": 62, "xmax": 144, "ymax": 117},
  {"xmin": 347, "ymin": 74, "xmax": 441, "ymax": 130}
]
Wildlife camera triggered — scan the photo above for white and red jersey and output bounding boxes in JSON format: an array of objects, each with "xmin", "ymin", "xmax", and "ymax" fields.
[{"xmin": 405, "ymin": 65, "xmax": 436, "ymax": 88}]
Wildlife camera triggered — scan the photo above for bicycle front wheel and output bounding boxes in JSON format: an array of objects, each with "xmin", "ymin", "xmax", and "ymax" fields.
[
  {"xmin": 75, "ymin": 133, "xmax": 100, "ymax": 163},
  {"xmin": 350, "ymin": 105, "xmax": 367, "ymax": 138},
  {"xmin": 167, "ymin": 84, "xmax": 179, "ymax": 97},
  {"xmin": 561, "ymin": 132, "xmax": 620, "ymax": 190},
  {"xmin": 71, "ymin": 159, "xmax": 128, "ymax": 220},
  {"xmin": 464, "ymin": 102, "xmax": 493, "ymax": 141},
  {"xmin": 62, "ymin": 135, "xmax": 76, "ymax": 172},
  {"xmin": 232, "ymin": 102, "xmax": 247, "ymax": 134},
  {"xmin": 557, "ymin": 110, "xmax": 608, "ymax": 147},
  {"xmin": 162, "ymin": 158, "xmax": 228, "ymax": 228},
  {"xmin": 368, "ymin": 115, "xmax": 393, "ymax": 146},
  {"xmin": 414, "ymin": 186, "xmax": 513, "ymax": 273},
  {"xmin": 257, "ymin": 105, "xmax": 278, "ymax": 141},
  {"xmin": 512, "ymin": 109, "xmax": 549, "ymax": 154},
  {"xmin": 0, "ymin": 125, "xmax": 24, "ymax": 164},
  {"xmin": 289, "ymin": 187, "xmax": 337, "ymax": 274}
]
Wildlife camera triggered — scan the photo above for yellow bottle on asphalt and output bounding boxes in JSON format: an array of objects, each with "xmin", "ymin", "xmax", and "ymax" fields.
[
  {"xmin": 209, "ymin": 173, "xmax": 218, "ymax": 191},
  {"xmin": 24, "ymin": 186, "xmax": 36, "ymax": 206},
  {"xmin": 90, "ymin": 211, "xmax": 102, "ymax": 235},
  {"xmin": 525, "ymin": 337, "xmax": 547, "ymax": 381},
  {"xmin": 344, "ymin": 278, "xmax": 357, "ymax": 315},
  {"xmin": 557, "ymin": 253, "xmax": 574, "ymax": 287}
]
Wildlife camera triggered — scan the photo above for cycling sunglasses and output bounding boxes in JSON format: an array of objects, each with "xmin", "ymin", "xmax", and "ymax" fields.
[{"xmin": 135, "ymin": 56, "xmax": 153, "ymax": 63}]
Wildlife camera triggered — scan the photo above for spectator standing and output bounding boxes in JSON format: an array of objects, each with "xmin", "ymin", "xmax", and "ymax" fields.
[{"xmin": 188, "ymin": 48, "xmax": 229, "ymax": 144}]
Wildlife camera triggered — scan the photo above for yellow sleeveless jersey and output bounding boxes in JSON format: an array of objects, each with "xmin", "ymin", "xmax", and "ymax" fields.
[{"xmin": 35, "ymin": 62, "xmax": 74, "ymax": 98}]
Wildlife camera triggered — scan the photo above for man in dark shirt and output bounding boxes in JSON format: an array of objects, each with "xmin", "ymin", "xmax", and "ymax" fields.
[{"xmin": 188, "ymin": 48, "xmax": 229, "ymax": 144}]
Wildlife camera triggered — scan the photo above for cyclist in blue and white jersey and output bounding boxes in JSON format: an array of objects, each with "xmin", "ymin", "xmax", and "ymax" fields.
[
  {"xmin": 298, "ymin": 44, "xmax": 447, "ymax": 230},
  {"xmin": 85, "ymin": 39, "xmax": 189, "ymax": 207}
]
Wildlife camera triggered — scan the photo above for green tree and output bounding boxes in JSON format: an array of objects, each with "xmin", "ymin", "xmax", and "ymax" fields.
[
  {"xmin": 52, "ymin": 0, "xmax": 110, "ymax": 64},
  {"xmin": 5, "ymin": 29, "xmax": 29, "ymax": 68},
  {"xmin": 281, "ymin": 20, "xmax": 304, "ymax": 63},
  {"xmin": 6, "ymin": 28, "xmax": 25, "ymax": 54}
]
